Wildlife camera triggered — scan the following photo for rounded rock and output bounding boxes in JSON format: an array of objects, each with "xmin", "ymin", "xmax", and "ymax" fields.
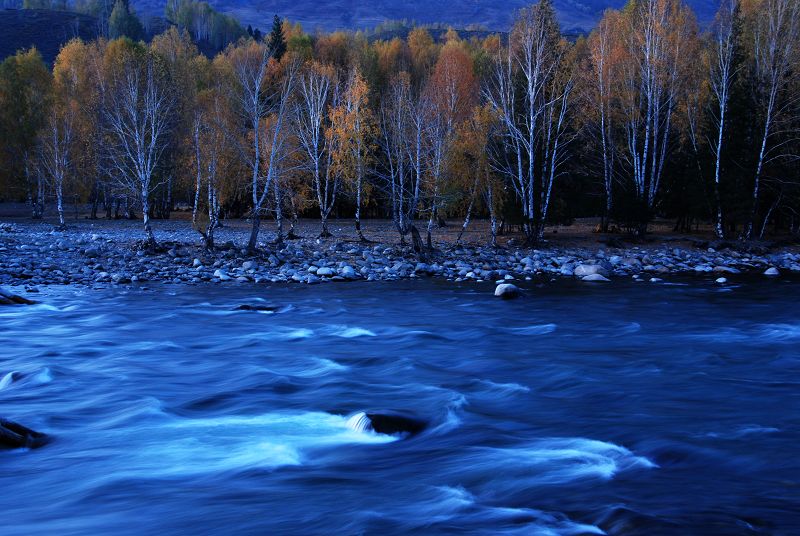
[{"xmin": 494, "ymin": 283, "xmax": 521, "ymax": 299}]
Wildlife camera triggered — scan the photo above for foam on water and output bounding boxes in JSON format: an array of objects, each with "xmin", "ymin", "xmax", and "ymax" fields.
[
  {"xmin": 270, "ymin": 327, "xmax": 315, "ymax": 340},
  {"xmin": 346, "ymin": 411, "xmax": 372, "ymax": 433},
  {"xmin": 431, "ymin": 393, "xmax": 468, "ymax": 434},
  {"xmin": 477, "ymin": 438, "xmax": 656, "ymax": 485},
  {"xmin": 328, "ymin": 326, "xmax": 376, "ymax": 338},
  {"xmin": 705, "ymin": 425, "xmax": 780, "ymax": 439},
  {"xmin": 103, "ymin": 411, "xmax": 397, "ymax": 478},
  {"xmin": 388, "ymin": 485, "xmax": 605, "ymax": 535},
  {"xmin": 474, "ymin": 379, "xmax": 531, "ymax": 394},
  {"xmin": 33, "ymin": 367, "xmax": 52, "ymax": 383},
  {"xmin": 298, "ymin": 358, "xmax": 348, "ymax": 377},
  {"xmin": 618, "ymin": 321, "xmax": 641, "ymax": 334},
  {"xmin": 687, "ymin": 323, "xmax": 800, "ymax": 344},
  {"xmin": 505, "ymin": 323, "xmax": 557, "ymax": 335},
  {"xmin": 0, "ymin": 371, "xmax": 19, "ymax": 391},
  {"xmin": 262, "ymin": 357, "xmax": 348, "ymax": 379}
]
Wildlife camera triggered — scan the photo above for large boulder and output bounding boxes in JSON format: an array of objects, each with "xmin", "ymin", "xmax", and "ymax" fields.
[
  {"xmin": 0, "ymin": 418, "xmax": 48, "ymax": 449},
  {"xmin": 346, "ymin": 411, "xmax": 427, "ymax": 437},
  {"xmin": 574, "ymin": 264, "xmax": 609, "ymax": 277},
  {"xmin": 0, "ymin": 287, "xmax": 35, "ymax": 305},
  {"xmin": 494, "ymin": 283, "xmax": 521, "ymax": 299},
  {"xmin": 764, "ymin": 267, "xmax": 780, "ymax": 276}
]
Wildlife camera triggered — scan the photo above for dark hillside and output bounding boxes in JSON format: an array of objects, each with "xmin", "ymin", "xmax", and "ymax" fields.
[
  {"xmin": 0, "ymin": 8, "xmax": 98, "ymax": 63},
  {"xmin": 131, "ymin": 0, "xmax": 719, "ymax": 34}
]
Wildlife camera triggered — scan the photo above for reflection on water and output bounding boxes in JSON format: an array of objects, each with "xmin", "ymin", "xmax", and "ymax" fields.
[{"xmin": 1, "ymin": 279, "xmax": 799, "ymax": 535}]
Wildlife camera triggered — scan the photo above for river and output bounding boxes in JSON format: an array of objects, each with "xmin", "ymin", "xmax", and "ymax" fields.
[{"xmin": 1, "ymin": 279, "xmax": 799, "ymax": 534}]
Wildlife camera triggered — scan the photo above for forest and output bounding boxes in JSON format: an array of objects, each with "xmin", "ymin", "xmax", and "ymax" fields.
[{"xmin": 0, "ymin": 0, "xmax": 798, "ymax": 250}]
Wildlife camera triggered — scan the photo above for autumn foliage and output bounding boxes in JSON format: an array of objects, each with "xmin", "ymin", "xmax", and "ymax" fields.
[{"xmin": 1, "ymin": 0, "xmax": 799, "ymax": 245}]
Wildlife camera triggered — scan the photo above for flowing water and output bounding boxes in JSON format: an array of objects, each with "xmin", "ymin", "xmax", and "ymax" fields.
[{"xmin": 1, "ymin": 280, "xmax": 799, "ymax": 535}]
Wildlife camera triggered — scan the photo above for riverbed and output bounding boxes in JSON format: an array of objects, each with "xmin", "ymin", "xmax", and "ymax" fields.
[{"xmin": 1, "ymin": 280, "xmax": 799, "ymax": 534}]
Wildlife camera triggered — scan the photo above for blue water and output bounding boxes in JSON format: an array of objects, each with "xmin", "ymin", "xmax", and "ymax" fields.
[{"xmin": 1, "ymin": 280, "xmax": 799, "ymax": 535}]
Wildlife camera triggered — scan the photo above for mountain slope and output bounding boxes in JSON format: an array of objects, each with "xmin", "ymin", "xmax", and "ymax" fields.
[
  {"xmin": 0, "ymin": 8, "xmax": 98, "ymax": 64},
  {"xmin": 132, "ymin": 0, "xmax": 719, "ymax": 33}
]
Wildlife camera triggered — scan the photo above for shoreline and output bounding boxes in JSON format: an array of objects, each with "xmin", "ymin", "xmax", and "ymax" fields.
[{"xmin": 1, "ymin": 219, "xmax": 799, "ymax": 290}]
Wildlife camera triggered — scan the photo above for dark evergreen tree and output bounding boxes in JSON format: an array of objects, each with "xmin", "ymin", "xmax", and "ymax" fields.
[
  {"xmin": 108, "ymin": 0, "xmax": 143, "ymax": 40},
  {"xmin": 268, "ymin": 14, "xmax": 287, "ymax": 61}
]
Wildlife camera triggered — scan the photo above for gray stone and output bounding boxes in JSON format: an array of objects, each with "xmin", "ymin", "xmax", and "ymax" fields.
[
  {"xmin": 340, "ymin": 266, "xmax": 358, "ymax": 279},
  {"xmin": 316, "ymin": 267, "xmax": 335, "ymax": 277},
  {"xmin": 582, "ymin": 273, "xmax": 610, "ymax": 282},
  {"xmin": 494, "ymin": 283, "xmax": 521, "ymax": 299},
  {"xmin": 574, "ymin": 264, "xmax": 608, "ymax": 277}
]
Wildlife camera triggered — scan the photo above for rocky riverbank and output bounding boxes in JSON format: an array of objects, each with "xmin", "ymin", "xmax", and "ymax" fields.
[{"xmin": 1, "ymin": 220, "xmax": 798, "ymax": 290}]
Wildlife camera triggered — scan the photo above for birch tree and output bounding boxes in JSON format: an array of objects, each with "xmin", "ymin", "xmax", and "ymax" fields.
[
  {"xmin": 706, "ymin": 0, "xmax": 741, "ymax": 238},
  {"xmin": 39, "ymin": 103, "xmax": 74, "ymax": 229},
  {"xmin": 329, "ymin": 67, "xmax": 374, "ymax": 241},
  {"xmin": 587, "ymin": 10, "xmax": 620, "ymax": 231},
  {"xmin": 297, "ymin": 61, "xmax": 338, "ymax": 238},
  {"xmin": 226, "ymin": 42, "xmax": 297, "ymax": 251},
  {"xmin": 191, "ymin": 88, "xmax": 227, "ymax": 250},
  {"xmin": 104, "ymin": 50, "xmax": 173, "ymax": 247},
  {"xmin": 380, "ymin": 72, "xmax": 424, "ymax": 243},
  {"xmin": 484, "ymin": 0, "xmax": 568, "ymax": 243},
  {"xmin": 615, "ymin": 0, "xmax": 697, "ymax": 233},
  {"xmin": 745, "ymin": 0, "xmax": 799, "ymax": 239}
]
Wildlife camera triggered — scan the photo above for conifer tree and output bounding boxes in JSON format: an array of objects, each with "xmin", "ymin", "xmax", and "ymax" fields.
[{"xmin": 268, "ymin": 15, "xmax": 287, "ymax": 61}]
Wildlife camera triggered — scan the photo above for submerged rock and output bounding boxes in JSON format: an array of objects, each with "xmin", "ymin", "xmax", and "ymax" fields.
[
  {"xmin": 764, "ymin": 267, "xmax": 780, "ymax": 276},
  {"xmin": 347, "ymin": 411, "xmax": 427, "ymax": 437},
  {"xmin": 234, "ymin": 304, "xmax": 281, "ymax": 312},
  {"xmin": 494, "ymin": 283, "xmax": 521, "ymax": 299},
  {"xmin": 0, "ymin": 287, "xmax": 35, "ymax": 305},
  {"xmin": 0, "ymin": 418, "xmax": 48, "ymax": 449},
  {"xmin": 582, "ymin": 273, "xmax": 611, "ymax": 282},
  {"xmin": 0, "ymin": 371, "xmax": 22, "ymax": 390}
]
